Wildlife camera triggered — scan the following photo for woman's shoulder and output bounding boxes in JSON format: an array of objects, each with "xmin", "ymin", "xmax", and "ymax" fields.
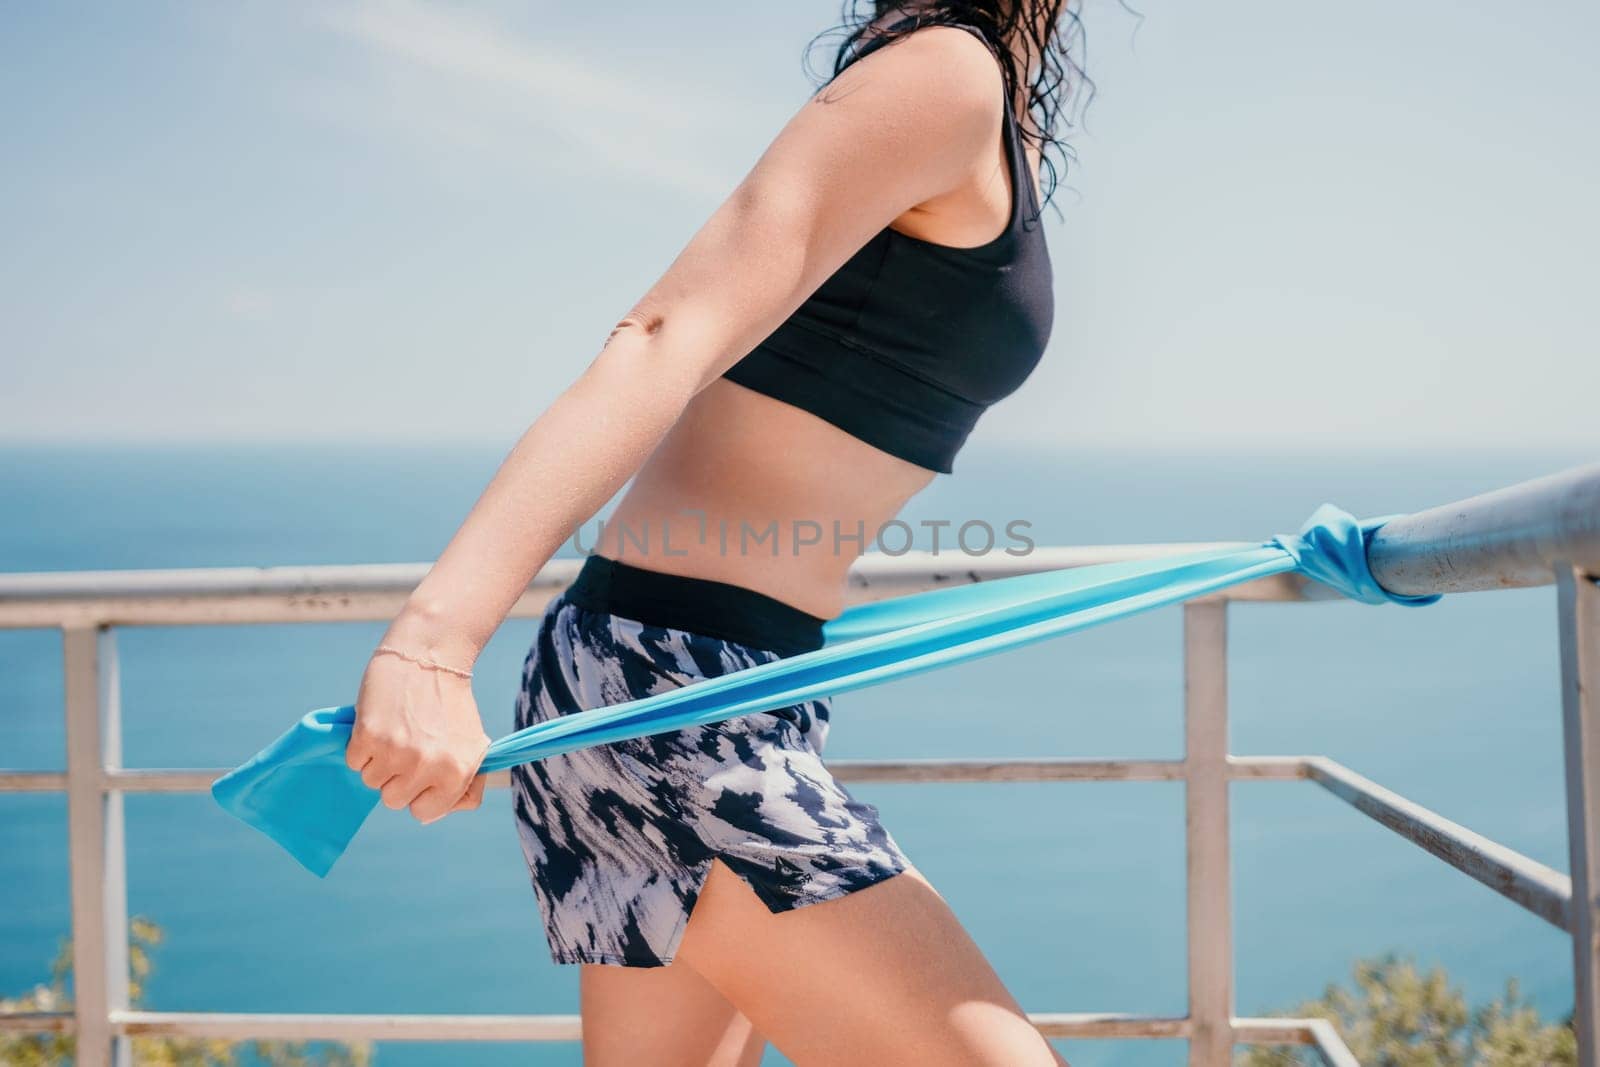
[
  {"xmin": 846, "ymin": 17, "xmax": 1004, "ymax": 76},
  {"xmin": 825, "ymin": 20, "xmax": 1007, "ymax": 126}
]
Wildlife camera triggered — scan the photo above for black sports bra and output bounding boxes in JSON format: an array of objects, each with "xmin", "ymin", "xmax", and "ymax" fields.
[{"xmin": 721, "ymin": 17, "xmax": 1055, "ymax": 474}]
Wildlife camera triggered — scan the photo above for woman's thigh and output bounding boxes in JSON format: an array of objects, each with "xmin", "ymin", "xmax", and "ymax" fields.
[
  {"xmin": 676, "ymin": 859, "xmax": 1068, "ymax": 1067},
  {"xmin": 580, "ymin": 959, "xmax": 765, "ymax": 1067}
]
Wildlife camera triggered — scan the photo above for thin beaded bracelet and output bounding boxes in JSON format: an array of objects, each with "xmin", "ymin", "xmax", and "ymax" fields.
[{"xmin": 372, "ymin": 644, "xmax": 474, "ymax": 680}]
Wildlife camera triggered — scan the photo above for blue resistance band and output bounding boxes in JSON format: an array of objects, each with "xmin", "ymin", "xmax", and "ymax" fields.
[{"xmin": 212, "ymin": 504, "xmax": 1437, "ymax": 877}]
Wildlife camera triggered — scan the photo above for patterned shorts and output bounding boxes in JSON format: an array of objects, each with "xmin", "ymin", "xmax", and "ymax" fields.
[{"xmin": 508, "ymin": 556, "xmax": 911, "ymax": 968}]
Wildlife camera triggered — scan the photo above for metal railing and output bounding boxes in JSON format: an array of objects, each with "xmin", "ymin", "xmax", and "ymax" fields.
[{"xmin": 2, "ymin": 461, "xmax": 1597, "ymax": 1067}]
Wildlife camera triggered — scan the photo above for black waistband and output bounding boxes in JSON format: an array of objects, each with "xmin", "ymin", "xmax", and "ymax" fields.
[{"xmin": 563, "ymin": 555, "xmax": 828, "ymax": 658}]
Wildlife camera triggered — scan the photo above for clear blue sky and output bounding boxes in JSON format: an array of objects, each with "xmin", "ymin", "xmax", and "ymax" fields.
[{"xmin": 2, "ymin": 0, "xmax": 1595, "ymax": 451}]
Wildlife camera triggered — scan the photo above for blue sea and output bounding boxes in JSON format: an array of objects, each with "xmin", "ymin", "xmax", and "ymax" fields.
[{"xmin": 1, "ymin": 442, "xmax": 1591, "ymax": 1065}]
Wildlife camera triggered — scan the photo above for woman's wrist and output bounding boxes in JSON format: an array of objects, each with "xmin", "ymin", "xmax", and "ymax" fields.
[
  {"xmin": 371, "ymin": 644, "xmax": 475, "ymax": 680},
  {"xmin": 379, "ymin": 595, "xmax": 485, "ymax": 672}
]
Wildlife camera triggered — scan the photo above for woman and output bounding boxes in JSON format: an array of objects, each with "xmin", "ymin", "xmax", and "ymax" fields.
[{"xmin": 348, "ymin": 2, "xmax": 1080, "ymax": 1062}]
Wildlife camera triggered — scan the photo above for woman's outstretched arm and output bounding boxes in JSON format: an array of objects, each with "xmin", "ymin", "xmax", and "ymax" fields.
[{"xmin": 346, "ymin": 26, "xmax": 1009, "ymax": 824}]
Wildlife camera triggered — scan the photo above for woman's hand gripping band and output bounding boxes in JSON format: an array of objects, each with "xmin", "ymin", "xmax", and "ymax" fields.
[{"xmin": 345, "ymin": 640, "xmax": 491, "ymax": 825}]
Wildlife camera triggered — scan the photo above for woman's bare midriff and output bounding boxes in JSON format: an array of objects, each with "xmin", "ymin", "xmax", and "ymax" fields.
[{"xmin": 592, "ymin": 379, "xmax": 936, "ymax": 619}]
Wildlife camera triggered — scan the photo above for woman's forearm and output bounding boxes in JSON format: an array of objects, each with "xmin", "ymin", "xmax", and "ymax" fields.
[{"xmin": 380, "ymin": 323, "xmax": 702, "ymax": 669}]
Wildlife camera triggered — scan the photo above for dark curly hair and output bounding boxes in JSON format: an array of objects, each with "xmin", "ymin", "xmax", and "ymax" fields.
[{"xmin": 806, "ymin": 1, "xmax": 1094, "ymax": 216}]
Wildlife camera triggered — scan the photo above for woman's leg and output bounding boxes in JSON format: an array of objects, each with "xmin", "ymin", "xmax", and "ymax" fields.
[
  {"xmin": 580, "ymin": 960, "xmax": 765, "ymax": 1067},
  {"xmin": 676, "ymin": 859, "xmax": 1068, "ymax": 1067}
]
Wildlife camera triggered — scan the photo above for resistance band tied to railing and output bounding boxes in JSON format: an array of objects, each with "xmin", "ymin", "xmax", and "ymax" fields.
[{"xmin": 212, "ymin": 503, "xmax": 1438, "ymax": 876}]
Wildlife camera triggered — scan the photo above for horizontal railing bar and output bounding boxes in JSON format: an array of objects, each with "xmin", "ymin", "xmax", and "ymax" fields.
[
  {"xmin": 830, "ymin": 758, "xmax": 1187, "ymax": 783},
  {"xmin": 0, "ymin": 770, "xmax": 66, "ymax": 791},
  {"xmin": 0, "ymin": 546, "xmax": 1231, "ymax": 602},
  {"xmin": 1228, "ymin": 756, "xmax": 1311, "ymax": 780},
  {"xmin": 105, "ymin": 1010, "xmax": 1208, "ymax": 1043},
  {"xmin": 1233, "ymin": 1016, "xmax": 1318, "ymax": 1044},
  {"xmin": 0, "ymin": 544, "xmax": 1325, "ymax": 629},
  {"xmin": 1305, "ymin": 756, "xmax": 1571, "ymax": 931},
  {"xmin": 0, "ymin": 1012, "xmax": 73, "ymax": 1034},
  {"xmin": 0, "ymin": 560, "xmax": 582, "ymax": 602},
  {"xmin": 113, "ymin": 1011, "xmax": 581, "ymax": 1042},
  {"xmin": 12, "ymin": 759, "xmax": 1184, "ymax": 794},
  {"xmin": 0, "ymin": 756, "xmax": 1427, "ymax": 794},
  {"xmin": 108, "ymin": 768, "xmax": 319, "ymax": 793},
  {"xmin": 1028, "ymin": 1013, "xmax": 1191, "ymax": 1039},
  {"xmin": 1367, "ymin": 461, "xmax": 1600, "ymax": 596},
  {"xmin": 0, "ymin": 588, "xmax": 552, "ymax": 629},
  {"xmin": 0, "ymin": 758, "xmax": 1337, "ymax": 794},
  {"xmin": 0, "ymin": 1011, "xmax": 1335, "ymax": 1044}
]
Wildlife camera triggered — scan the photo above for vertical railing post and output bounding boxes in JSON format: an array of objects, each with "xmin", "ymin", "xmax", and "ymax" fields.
[
  {"xmin": 63, "ymin": 625, "xmax": 131, "ymax": 1067},
  {"xmin": 1560, "ymin": 566, "xmax": 1600, "ymax": 1067},
  {"xmin": 1185, "ymin": 601, "xmax": 1233, "ymax": 1066}
]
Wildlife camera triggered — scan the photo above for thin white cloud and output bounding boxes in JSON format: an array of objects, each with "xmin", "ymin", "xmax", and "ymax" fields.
[{"xmin": 308, "ymin": 0, "xmax": 750, "ymax": 198}]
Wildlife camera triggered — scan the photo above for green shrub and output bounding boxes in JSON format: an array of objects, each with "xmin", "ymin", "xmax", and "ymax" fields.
[{"xmin": 1238, "ymin": 955, "xmax": 1575, "ymax": 1067}]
